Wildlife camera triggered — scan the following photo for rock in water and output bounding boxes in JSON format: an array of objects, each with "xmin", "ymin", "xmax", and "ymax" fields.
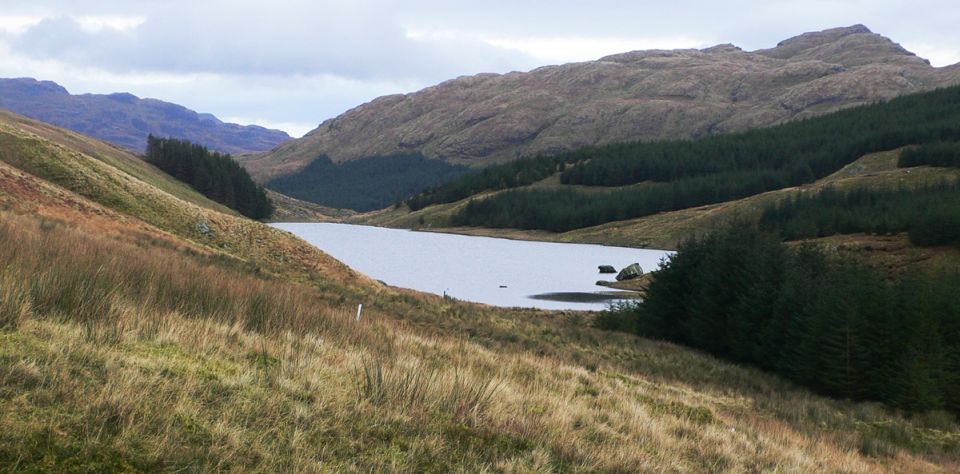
[
  {"xmin": 616, "ymin": 263, "xmax": 643, "ymax": 281},
  {"xmin": 598, "ymin": 265, "xmax": 616, "ymax": 274}
]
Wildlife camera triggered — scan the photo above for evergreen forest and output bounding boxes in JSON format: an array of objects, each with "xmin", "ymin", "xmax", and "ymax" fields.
[
  {"xmin": 759, "ymin": 182, "xmax": 960, "ymax": 247},
  {"xmin": 268, "ymin": 154, "xmax": 469, "ymax": 212},
  {"xmin": 146, "ymin": 135, "xmax": 273, "ymax": 219},
  {"xmin": 899, "ymin": 140, "xmax": 960, "ymax": 168},
  {"xmin": 404, "ymin": 85, "xmax": 960, "ymax": 232},
  {"xmin": 597, "ymin": 226, "xmax": 960, "ymax": 414}
]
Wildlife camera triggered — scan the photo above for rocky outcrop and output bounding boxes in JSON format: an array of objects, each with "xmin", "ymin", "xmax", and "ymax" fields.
[
  {"xmin": 243, "ymin": 25, "xmax": 960, "ymax": 182},
  {"xmin": 598, "ymin": 265, "xmax": 617, "ymax": 274},
  {"xmin": 265, "ymin": 189, "xmax": 356, "ymax": 222},
  {"xmin": 616, "ymin": 263, "xmax": 643, "ymax": 282},
  {"xmin": 0, "ymin": 78, "xmax": 291, "ymax": 154}
]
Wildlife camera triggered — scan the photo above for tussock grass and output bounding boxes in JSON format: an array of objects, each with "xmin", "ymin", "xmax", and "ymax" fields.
[
  {"xmin": 2, "ymin": 210, "xmax": 959, "ymax": 472},
  {"xmin": 355, "ymin": 358, "xmax": 500, "ymax": 426},
  {"xmin": 1, "ymin": 117, "xmax": 959, "ymax": 472},
  {"xmin": 0, "ymin": 109, "xmax": 235, "ymax": 215},
  {"xmin": 0, "ymin": 273, "xmax": 30, "ymax": 330}
]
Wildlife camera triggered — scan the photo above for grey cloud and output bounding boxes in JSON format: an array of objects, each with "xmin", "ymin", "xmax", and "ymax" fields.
[
  {"xmin": 10, "ymin": 2, "xmax": 535, "ymax": 81},
  {"xmin": 3, "ymin": 0, "xmax": 958, "ymax": 136},
  {"xmin": 9, "ymin": 0, "xmax": 960, "ymax": 83},
  {"xmin": 395, "ymin": 0, "xmax": 960, "ymax": 60}
]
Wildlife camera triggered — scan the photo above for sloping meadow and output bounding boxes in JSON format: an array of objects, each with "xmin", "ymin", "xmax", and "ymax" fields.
[
  {"xmin": 1, "ymin": 110, "xmax": 958, "ymax": 471},
  {"xmin": 1, "ymin": 211, "xmax": 957, "ymax": 471}
]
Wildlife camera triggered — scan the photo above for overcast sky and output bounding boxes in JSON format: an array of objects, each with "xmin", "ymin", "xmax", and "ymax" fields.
[{"xmin": 0, "ymin": 0, "xmax": 957, "ymax": 137}]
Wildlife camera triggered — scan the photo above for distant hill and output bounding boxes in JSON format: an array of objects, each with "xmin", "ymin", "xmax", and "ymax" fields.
[
  {"xmin": 242, "ymin": 25, "xmax": 960, "ymax": 199},
  {"xmin": 359, "ymin": 84, "xmax": 960, "ymax": 255},
  {"xmin": 0, "ymin": 77, "xmax": 291, "ymax": 154}
]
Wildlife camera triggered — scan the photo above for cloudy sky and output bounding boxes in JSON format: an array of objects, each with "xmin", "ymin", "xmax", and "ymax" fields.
[{"xmin": 1, "ymin": 0, "xmax": 958, "ymax": 137}]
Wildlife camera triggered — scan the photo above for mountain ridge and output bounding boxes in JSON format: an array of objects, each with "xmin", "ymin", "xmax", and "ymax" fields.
[
  {"xmin": 0, "ymin": 77, "xmax": 291, "ymax": 154},
  {"xmin": 243, "ymin": 25, "xmax": 960, "ymax": 185}
]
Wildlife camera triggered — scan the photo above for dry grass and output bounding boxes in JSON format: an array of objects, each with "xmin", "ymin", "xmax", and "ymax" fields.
[
  {"xmin": 266, "ymin": 188, "xmax": 357, "ymax": 223},
  {"xmin": 793, "ymin": 233, "xmax": 960, "ymax": 276},
  {"xmin": 2, "ymin": 210, "xmax": 959, "ymax": 472},
  {"xmin": 0, "ymin": 131, "xmax": 369, "ymax": 290},
  {"xmin": 2, "ymin": 117, "xmax": 960, "ymax": 471},
  {"xmin": 0, "ymin": 110, "xmax": 236, "ymax": 216}
]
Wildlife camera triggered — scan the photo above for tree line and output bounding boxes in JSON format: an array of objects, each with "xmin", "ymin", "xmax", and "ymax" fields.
[
  {"xmin": 268, "ymin": 154, "xmax": 469, "ymax": 212},
  {"xmin": 598, "ymin": 226, "xmax": 960, "ymax": 414},
  {"xmin": 416, "ymin": 85, "xmax": 960, "ymax": 231},
  {"xmin": 559, "ymin": 85, "xmax": 960, "ymax": 187},
  {"xmin": 146, "ymin": 135, "xmax": 273, "ymax": 219},
  {"xmin": 452, "ymin": 169, "xmax": 797, "ymax": 232},
  {"xmin": 405, "ymin": 154, "xmax": 562, "ymax": 211},
  {"xmin": 759, "ymin": 181, "xmax": 960, "ymax": 247},
  {"xmin": 899, "ymin": 141, "xmax": 960, "ymax": 168}
]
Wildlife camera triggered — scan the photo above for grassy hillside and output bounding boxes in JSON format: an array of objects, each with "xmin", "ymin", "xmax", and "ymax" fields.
[
  {"xmin": 2, "ymin": 112, "xmax": 959, "ymax": 471},
  {"xmin": 367, "ymin": 149, "xmax": 960, "ymax": 257},
  {"xmin": 0, "ymin": 109, "xmax": 236, "ymax": 215},
  {"xmin": 266, "ymin": 188, "xmax": 357, "ymax": 222},
  {"xmin": 385, "ymin": 85, "xmax": 960, "ymax": 238}
]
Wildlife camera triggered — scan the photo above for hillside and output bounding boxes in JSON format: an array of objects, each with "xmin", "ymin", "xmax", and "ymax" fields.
[
  {"xmin": 266, "ymin": 188, "xmax": 357, "ymax": 222},
  {"xmin": 358, "ymin": 83, "xmax": 960, "ymax": 256},
  {"xmin": 358, "ymin": 149, "xmax": 960, "ymax": 250},
  {"xmin": 2, "ymin": 106, "xmax": 958, "ymax": 470},
  {"xmin": 243, "ymin": 25, "xmax": 960, "ymax": 193},
  {"xmin": 370, "ymin": 150, "xmax": 960, "ymax": 278},
  {"xmin": 0, "ymin": 78, "xmax": 291, "ymax": 154}
]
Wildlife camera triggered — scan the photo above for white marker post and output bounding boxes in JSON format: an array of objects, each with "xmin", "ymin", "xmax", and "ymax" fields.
[{"xmin": 356, "ymin": 303, "xmax": 363, "ymax": 322}]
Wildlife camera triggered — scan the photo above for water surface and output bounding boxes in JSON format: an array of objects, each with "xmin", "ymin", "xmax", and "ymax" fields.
[{"xmin": 273, "ymin": 223, "xmax": 673, "ymax": 311}]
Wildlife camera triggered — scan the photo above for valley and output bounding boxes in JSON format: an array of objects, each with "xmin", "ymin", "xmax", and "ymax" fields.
[
  {"xmin": 357, "ymin": 148, "xmax": 960, "ymax": 254},
  {"xmin": 3, "ymin": 99, "xmax": 959, "ymax": 472},
  {"xmin": 243, "ymin": 25, "xmax": 960, "ymax": 211},
  {"xmin": 2, "ymin": 19, "xmax": 960, "ymax": 473}
]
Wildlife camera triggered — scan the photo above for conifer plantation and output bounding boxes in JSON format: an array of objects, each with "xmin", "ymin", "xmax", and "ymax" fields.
[
  {"xmin": 599, "ymin": 226, "xmax": 960, "ymax": 414},
  {"xmin": 899, "ymin": 141, "xmax": 960, "ymax": 168},
  {"xmin": 404, "ymin": 85, "xmax": 960, "ymax": 232},
  {"xmin": 759, "ymin": 182, "xmax": 960, "ymax": 247},
  {"xmin": 146, "ymin": 135, "xmax": 273, "ymax": 219},
  {"xmin": 405, "ymin": 155, "xmax": 561, "ymax": 211},
  {"xmin": 267, "ymin": 154, "xmax": 469, "ymax": 212}
]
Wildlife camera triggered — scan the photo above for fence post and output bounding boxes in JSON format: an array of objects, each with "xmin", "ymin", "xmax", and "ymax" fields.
[{"xmin": 356, "ymin": 303, "xmax": 363, "ymax": 322}]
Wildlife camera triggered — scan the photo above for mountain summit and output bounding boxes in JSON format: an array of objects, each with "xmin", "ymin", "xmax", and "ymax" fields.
[
  {"xmin": 242, "ymin": 25, "xmax": 960, "ymax": 183},
  {"xmin": 0, "ymin": 78, "xmax": 291, "ymax": 154}
]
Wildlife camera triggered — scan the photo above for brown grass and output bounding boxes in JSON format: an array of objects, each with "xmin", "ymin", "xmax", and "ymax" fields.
[
  {"xmin": 2, "ymin": 118, "xmax": 959, "ymax": 471},
  {"xmin": 2, "ymin": 209, "xmax": 959, "ymax": 472}
]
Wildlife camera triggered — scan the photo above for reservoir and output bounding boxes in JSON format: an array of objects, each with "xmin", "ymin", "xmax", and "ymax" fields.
[{"xmin": 273, "ymin": 223, "xmax": 673, "ymax": 311}]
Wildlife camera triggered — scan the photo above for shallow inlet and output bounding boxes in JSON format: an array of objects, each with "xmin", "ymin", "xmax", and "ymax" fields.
[{"xmin": 274, "ymin": 223, "xmax": 673, "ymax": 311}]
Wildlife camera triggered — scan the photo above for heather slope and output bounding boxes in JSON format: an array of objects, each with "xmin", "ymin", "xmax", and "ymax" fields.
[
  {"xmin": 0, "ymin": 109, "xmax": 364, "ymax": 287},
  {"xmin": 0, "ymin": 108, "xmax": 235, "ymax": 216},
  {"xmin": 244, "ymin": 25, "xmax": 960, "ymax": 184}
]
